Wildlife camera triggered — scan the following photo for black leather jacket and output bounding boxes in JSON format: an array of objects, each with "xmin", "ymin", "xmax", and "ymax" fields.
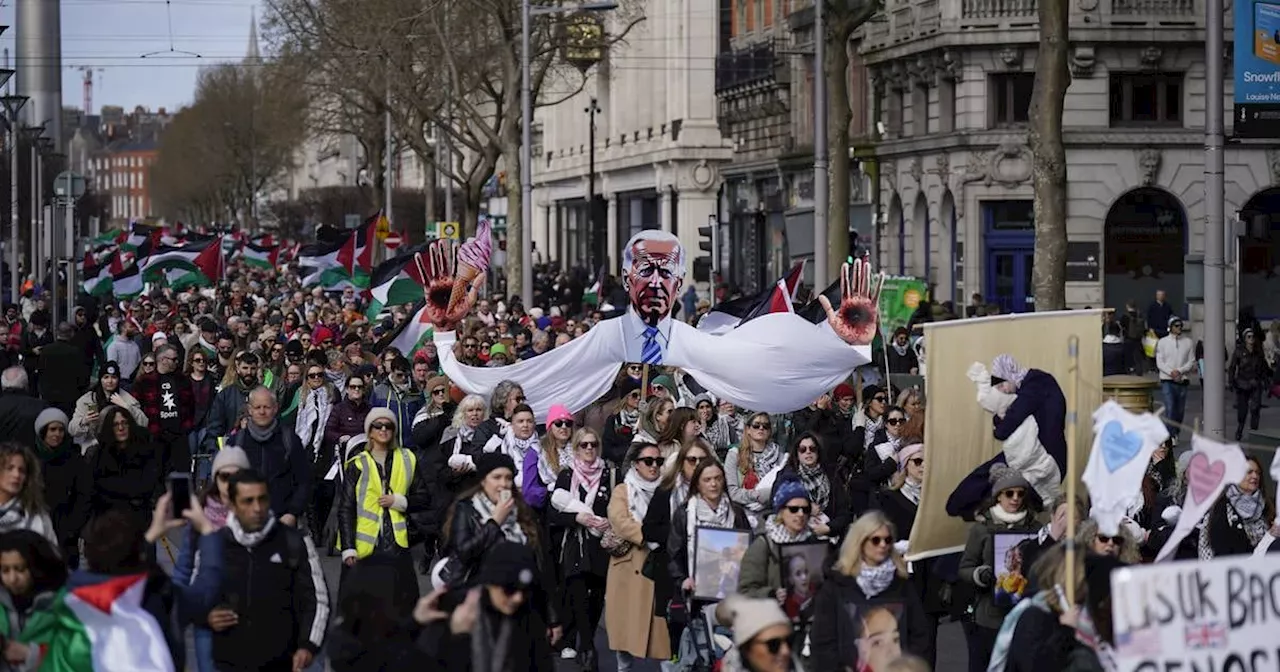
[{"xmin": 443, "ymin": 499, "xmax": 561, "ymax": 626}]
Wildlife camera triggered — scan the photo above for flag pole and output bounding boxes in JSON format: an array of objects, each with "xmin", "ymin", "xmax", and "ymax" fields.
[
  {"xmin": 1064, "ymin": 334, "xmax": 1080, "ymax": 607},
  {"xmin": 640, "ymin": 364, "xmax": 650, "ymax": 402}
]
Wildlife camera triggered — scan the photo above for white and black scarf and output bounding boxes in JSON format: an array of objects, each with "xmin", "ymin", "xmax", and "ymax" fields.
[
  {"xmin": 988, "ymin": 505, "xmax": 1028, "ymax": 525},
  {"xmin": 797, "ymin": 462, "xmax": 831, "ymax": 510},
  {"xmin": 536, "ymin": 442, "xmax": 574, "ymax": 487},
  {"xmin": 471, "ymin": 492, "xmax": 527, "ymax": 544},
  {"xmin": 857, "ymin": 558, "xmax": 898, "ymax": 598},
  {"xmin": 295, "ymin": 387, "xmax": 332, "ymax": 457},
  {"xmin": 668, "ymin": 476, "xmax": 691, "ymax": 514},
  {"xmin": 0, "ymin": 500, "xmax": 54, "ymax": 544},
  {"xmin": 862, "ymin": 416, "xmax": 884, "ymax": 450},
  {"xmin": 748, "ymin": 441, "xmax": 784, "ymax": 477},
  {"xmin": 764, "ymin": 516, "xmax": 812, "ymax": 544},
  {"xmin": 686, "ymin": 495, "xmax": 734, "ymax": 577},
  {"xmin": 450, "ymin": 425, "xmax": 476, "ymax": 456},
  {"xmin": 1226, "ymin": 484, "xmax": 1269, "ymax": 546},
  {"xmin": 625, "ymin": 467, "xmax": 660, "ymax": 525}
]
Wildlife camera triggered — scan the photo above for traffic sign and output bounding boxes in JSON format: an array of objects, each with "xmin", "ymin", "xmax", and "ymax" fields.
[
  {"xmin": 53, "ymin": 171, "xmax": 86, "ymax": 201},
  {"xmin": 375, "ymin": 213, "xmax": 391, "ymax": 241},
  {"xmin": 437, "ymin": 222, "xmax": 460, "ymax": 240},
  {"xmin": 383, "ymin": 232, "xmax": 402, "ymax": 251}
]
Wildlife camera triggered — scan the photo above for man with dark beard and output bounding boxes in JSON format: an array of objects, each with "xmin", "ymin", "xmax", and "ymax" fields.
[{"xmin": 204, "ymin": 351, "xmax": 263, "ymax": 454}]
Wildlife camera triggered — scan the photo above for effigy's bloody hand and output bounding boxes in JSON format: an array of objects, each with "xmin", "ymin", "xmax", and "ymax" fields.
[
  {"xmin": 422, "ymin": 240, "xmax": 484, "ymax": 331},
  {"xmin": 819, "ymin": 258, "xmax": 884, "ymax": 346}
]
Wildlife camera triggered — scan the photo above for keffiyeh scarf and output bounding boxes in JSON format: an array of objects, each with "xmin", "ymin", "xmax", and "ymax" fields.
[
  {"xmin": 471, "ymin": 492, "xmax": 527, "ymax": 544},
  {"xmin": 295, "ymin": 387, "xmax": 332, "ymax": 456},
  {"xmin": 797, "ymin": 462, "xmax": 831, "ymax": 510},
  {"xmin": 625, "ymin": 467, "xmax": 660, "ymax": 527},
  {"xmin": 536, "ymin": 442, "xmax": 574, "ymax": 487},
  {"xmin": 764, "ymin": 516, "xmax": 812, "ymax": 544},
  {"xmin": 1226, "ymin": 484, "xmax": 1269, "ymax": 546},
  {"xmin": 862, "ymin": 416, "xmax": 884, "ymax": 450},
  {"xmin": 856, "ymin": 558, "xmax": 898, "ymax": 598},
  {"xmin": 748, "ymin": 442, "xmax": 784, "ymax": 478},
  {"xmin": 686, "ymin": 495, "xmax": 735, "ymax": 577}
]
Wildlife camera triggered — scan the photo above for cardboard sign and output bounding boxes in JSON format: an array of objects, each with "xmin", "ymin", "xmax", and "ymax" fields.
[{"xmin": 1111, "ymin": 553, "xmax": 1280, "ymax": 671}]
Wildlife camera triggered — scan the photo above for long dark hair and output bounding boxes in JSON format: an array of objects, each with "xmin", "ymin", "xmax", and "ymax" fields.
[
  {"xmin": 0, "ymin": 443, "xmax": 48, "ymax": 515},
  {"xmin": 94, "ymin": 406, "xmax": 148, "ymax": 452},
  {"xmin": 786, "ymin": 431, "xmax": 830, "ymax": 469},
  {"xmin": 0, "ymin": 529, "xmax": 67, "ymax": 597},
  {"xmin": 655, "ymin": 406, "xmax": 698, "ymax": 447}
]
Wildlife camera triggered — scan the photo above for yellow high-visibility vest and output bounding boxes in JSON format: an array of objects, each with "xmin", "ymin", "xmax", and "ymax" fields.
[{"xmin": 350, "ymin": 448, "xmax": 416, "ymax": 558}]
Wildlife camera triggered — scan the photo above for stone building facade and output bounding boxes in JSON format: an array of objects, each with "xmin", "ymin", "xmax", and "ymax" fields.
[{"xmin": 861, "ymin": 0, "xmax": 1280, "ymax": 331}]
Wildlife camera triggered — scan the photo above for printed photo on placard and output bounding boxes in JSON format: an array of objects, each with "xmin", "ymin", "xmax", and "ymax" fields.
[
  {"xmin": 778, "ymin": 541, "xmax": 829, "ymax": 622},
  {"xmin": 693, "ymin": 527, "xmax": 751, "ymax": 602},
  {"xmin": 834, "ymin": 602, "xmax": 904, "ymax": 672},
  {"xmin": 993, "ymin": 532, "xmax": 1035, "ymax": 607}
]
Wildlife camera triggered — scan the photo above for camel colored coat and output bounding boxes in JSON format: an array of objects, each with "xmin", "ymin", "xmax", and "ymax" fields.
[{"xmin": 605, "ymin": 483, "xmax": 672, "ymax": 660}]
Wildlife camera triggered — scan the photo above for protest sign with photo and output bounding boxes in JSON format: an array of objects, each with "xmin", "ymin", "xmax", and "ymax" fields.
[
  {"xmin": 1111, "ymin": 553, "xmax": 1280, "ymax": 671},
  {"xmin": 693, "ymin": 527, "xmax": 751, "ymax": 602},
  {"xmin": 778, "ymin": 541, "xmax": 830, "ymax": 621}
]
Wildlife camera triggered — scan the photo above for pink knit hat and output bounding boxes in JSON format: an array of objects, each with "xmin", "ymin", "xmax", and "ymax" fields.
[
  {"xmin": 546, "ymin": 404, "xmax": 573, "ymax": 425},
  {"xmin": 896, "ymin": 442, "xmax": 924, "ymax": 470}
]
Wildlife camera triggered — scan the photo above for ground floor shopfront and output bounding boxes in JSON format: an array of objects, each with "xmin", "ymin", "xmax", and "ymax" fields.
[{"xmin": 876, "ymin": 135, "xmax": 1280, "ymax": 335}]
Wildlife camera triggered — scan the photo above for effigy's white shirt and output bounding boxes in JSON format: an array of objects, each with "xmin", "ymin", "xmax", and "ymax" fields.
[{"xmin": 435, "ymin": 309, "xmax": 870, "ymax": 419}]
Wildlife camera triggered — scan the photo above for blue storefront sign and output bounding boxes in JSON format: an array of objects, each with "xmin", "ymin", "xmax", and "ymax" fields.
[{"xmin": 1236, "ymin": 0, "xmax": 1280, "ymax": 137}]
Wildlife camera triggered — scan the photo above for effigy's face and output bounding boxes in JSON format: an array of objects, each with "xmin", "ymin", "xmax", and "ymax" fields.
[{"xmin": 626, "ymin": 239, "xmax": 683, "ymax": 326}]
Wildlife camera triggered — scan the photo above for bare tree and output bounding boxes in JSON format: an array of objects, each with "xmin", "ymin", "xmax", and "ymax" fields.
[
  {"xmin": 1028, "ymin": 0, "xmax": 1069, "ymax": 310},
  {"xmin": 151, "ymin": 62, "xmax": 305, "ymax": 226},
  {"xmin": 266, "ymin": 0, "xmax": 642, "ymax": 299},
  {"xmin": 826, "ymin": 0, "xmax": 880, "ymax": 274}
]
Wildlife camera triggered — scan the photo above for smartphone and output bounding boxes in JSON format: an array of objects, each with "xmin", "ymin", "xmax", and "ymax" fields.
[
  {"xmin": 169, "ymin": 472, "xmax": 192, "ymax": 516},
  {"xmin": 499, "ymin": 489, "xmax": 513, "ymax": 504}
]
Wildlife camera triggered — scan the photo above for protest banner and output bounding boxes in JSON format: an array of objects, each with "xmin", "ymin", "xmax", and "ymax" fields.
[
  {"xmin": 1111, "ymin": 552, "xmax": 1280, "ymax": 671},
  {"xmin": 878, "ymin": 276, "xmax": 927, "ymax": 337}
]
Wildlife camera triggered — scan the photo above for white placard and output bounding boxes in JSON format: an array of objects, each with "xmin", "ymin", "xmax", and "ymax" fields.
[{"xmin": 1111, "ymin": 553, "xmax": 1280, "ymax": 671}]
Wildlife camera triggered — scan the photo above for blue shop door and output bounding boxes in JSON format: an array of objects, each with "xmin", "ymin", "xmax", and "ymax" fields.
[{"xmin": 987, "ymin": 248, "xmax": 1035, "ymax": 313}]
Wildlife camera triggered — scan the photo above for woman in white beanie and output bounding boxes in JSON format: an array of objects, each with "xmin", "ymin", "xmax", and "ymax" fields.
[
  {"xmin": 717, "ymin": 595, "xmax": 796, "ymax": 672},
  {"xmin": 174, "ymin": 445, "xmax": 250, "ymax": 672},
  {"xmin": 336, "ymin": 407, "xmax": 431, "ymax": 614}
]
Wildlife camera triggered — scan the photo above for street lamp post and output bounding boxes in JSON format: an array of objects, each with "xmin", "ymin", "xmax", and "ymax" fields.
[
  {"xmin": 520, "ymin": 0, "xmax": 617, "ymax": 308},
  {"xmin": 585, "ymin": 97, "xmax": 600, "ymax": 270},
  {"xmin": 2, "ymin": 95, "xmax": 28, "ymax": 305}
]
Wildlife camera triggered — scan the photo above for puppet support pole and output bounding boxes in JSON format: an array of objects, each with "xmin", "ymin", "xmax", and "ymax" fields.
[
  {"xmin": 641, "ymin": 364, "xmax": 651, "ymax": 402},
  {"xmin": 1064, "ymin": 335, "xmax": 1080, "ymax": 606}
]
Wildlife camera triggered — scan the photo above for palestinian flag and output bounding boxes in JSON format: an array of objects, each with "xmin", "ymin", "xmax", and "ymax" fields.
[
  {"xmin": 82, "ymin": 261, "xmax": 114, "ymax": 298},
  {"xmin": 20, "ymin": 573, "xmax": 176, "ymax": 672},
  {"xmin": 90, "ymin": 229, "xmax": 125, "ymax": 249},
  {"xmin": 242, "ymin": 241, "xmax": 279, "ymax": 270},
  {"xmin": 582, "ymin": 265, "xmax": 605, "ymax": 306},
  {"xmin": 299, "ymin": 234, "xmax": 369, "ymax": 291},
  {"xmin": 365, "ymin": 244, "xmax": 429, "ymax": 320},
  {"xmin": 111, "ymin": 262, "xmax": 144, "ymax": 300},
  {"xmin": 386, "ymin": 303, "xmax": 434, "ymax": 355},
  {"xmin": 338, "ymin": 211, "xmax": 380, "ymax": 277},
  {"xmin": 123, "ymin": 223, "xmax": 161, "ymax": 252},
  {"xmin": 697, "ymin": 261, "xmax": 805, "ymax": 335},
  {"xmin": 162, "ymin": 266, "xmax": 211, "ymax": 291},
  {"xmin": 141, "ymin": 237, "xmax": 223, "ymax": 283}
]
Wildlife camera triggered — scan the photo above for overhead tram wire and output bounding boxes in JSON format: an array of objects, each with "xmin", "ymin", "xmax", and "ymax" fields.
[{"xmin": 138, "ymin": 0, "xmax": 203, "ymax": 59}]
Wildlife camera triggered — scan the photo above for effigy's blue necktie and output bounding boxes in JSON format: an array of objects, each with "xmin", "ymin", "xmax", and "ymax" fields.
[{"xmin": 641, "ymin": 325, "xmax": 663, "ymax": 365}]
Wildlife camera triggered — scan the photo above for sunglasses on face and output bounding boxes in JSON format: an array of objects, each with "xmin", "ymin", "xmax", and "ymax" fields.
[
  {"xmin": 514, "ymin": 395, "xmax": 527, "ymax": 404},
  {"xmin": 909, "ymin": 457, "xmax": 924, "ymax": 467},
  {"xmin": 872, "ymin": 395, "xmax": 887, "ymax": 403},
  {"xmin": 867, "ymin": 534, "xmax": 894, "ymax": 546},
  {"xmin": 886, "ymin": 417, "xmax": 906, "ymax": 426},
  {"xmin": 216, "ymin": 472, "xmax": 233, "ymax": 482},
  {"xmin": 432, "ymin": 388, "xmax": 447, "ymax": 396},
  {"xmin": 1096, "ymin": 534, "xmax": 1124, "ymax": 545},
  {"xmin": 142, "ymin": 361, "xmax": 156, "ymax": 367},
  {"xmin": 192, "ymin": 358, "xmax": 206, "ymax": 364},
  {"xmin": 577, "ymin": 441, "xmax": 600, "ymax": 450},
  {"xmin": 797, "ymin": 443, "xmax": 817, "ymax": 454},
  {"xmin": 756, "ymin": 637, "xmax": 789, "ymax": 655},
  {"xmin": 463, "ymin": 342, "xmax": 478, "ymax": 348},
  {"xmin": 1001, "ymin": 488, "xmax": 1026, "ymax": 500},
  {"xmin": 500, "ymin": 584, "xmax": 527, "ymax": 597},
  {"xmin": 348, "ymin": 384, "xmax": 364, "ymax": 390},
  {"xmin": 370, "ymin": 422, "xmax": 395, "ymax": 431},
  {"xmin": 307, "ymin": 372, "xmax": 325, "ymax": 379},
  {"xmin": 749, "ymin": 422, "xmax": 771, "ymax": 430},
  {"xmin": 634, "ymin": 456, "xmax": 662, "ymax": 467},
  {"xmin": 684, "ymin": 454, "xmax": 707, "ymax": 464},
  {"xmin": 551, "ymin": 420, "xmax": 572, "ymax": 429},
  {"xmin": 783, "ymin": 505, "xmax": 809, "ymax": 514}
]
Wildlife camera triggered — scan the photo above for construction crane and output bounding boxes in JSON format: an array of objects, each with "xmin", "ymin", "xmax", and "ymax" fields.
[{"xmin": 77, "ymin": 66, "xmax": 104, "ymax": 116}]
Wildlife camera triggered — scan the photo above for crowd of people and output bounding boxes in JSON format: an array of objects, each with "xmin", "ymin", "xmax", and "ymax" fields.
[{"xmin": 0, "ymin": 232, "xmax": 1273, "ymax": 672}]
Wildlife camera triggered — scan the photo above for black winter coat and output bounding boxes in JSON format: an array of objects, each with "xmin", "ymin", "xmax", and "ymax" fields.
[
  {"xmin": 87, "ymin": 440, "xmax": 164, "ymax": 531},
  {"xmin": 38, "ymin": 340, "xmax": 90, "ymax": 408},
  {"xmin": 442, "ymin": 498, "xmax": 560, "ymax": 626},
  {"xmin": 410, "ymin": 403, "xmax": 455, "ymax": 454},
  {"xmin": 872, "ymin": 487, "xmax": 950, "ymax": 615},
  {"xmin": 36, "ymin": 436, "xmax": 90, "ymax": 552},
  {"xmin": 212, "ymin": 523, "xmax": 328, "ymax": 672},
  {"xmin": 810, "ymin": 570, "xmax": 934, "ymax": 671},
  {"xmin": 227, "ymin": 425, "xmax": 313, "ymax": 520},
  {"xmin": 546, "ymin": 466, "xmax": 616, "ymax": 579},
  {"xmin": 791, "ymin": 407, "xmax": 857, "ymax": 467},
  {"xmin": 0, "ymin": 392, "xmax": 47, "ymax": 447},
  {"xmin": 641, "ymin": 486, "xmax": 679, "ymax": 615}
]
